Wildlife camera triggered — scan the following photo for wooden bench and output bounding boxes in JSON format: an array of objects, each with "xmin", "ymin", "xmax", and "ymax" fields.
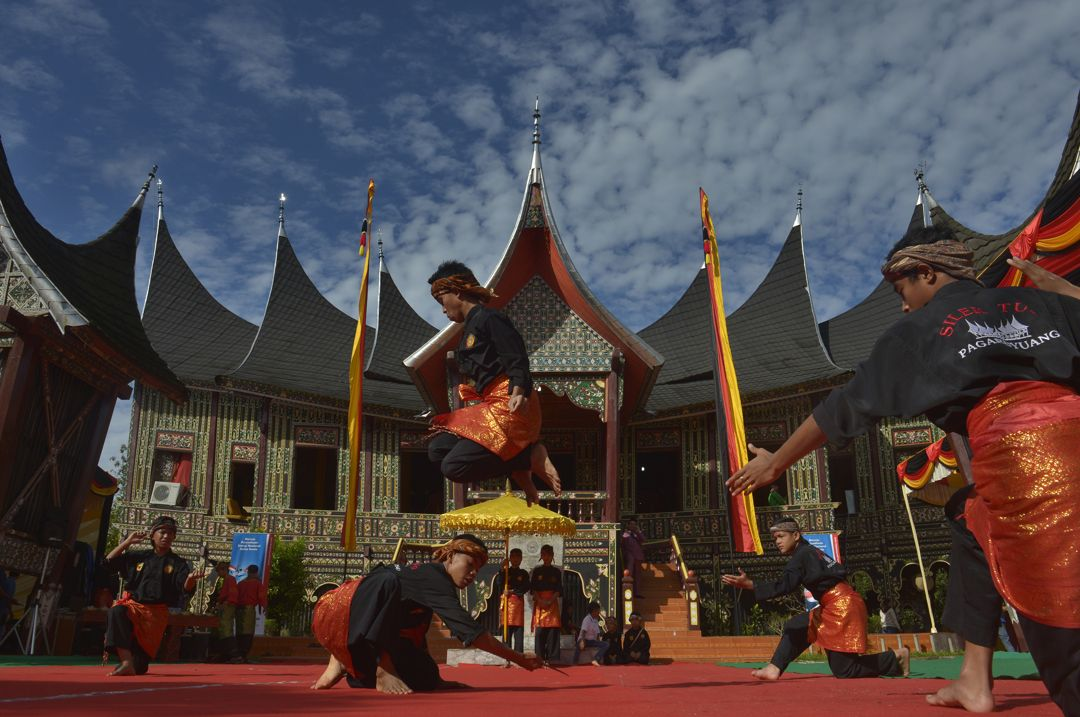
[{"xmin": 70, "ymin": 608, "xmax": 218, "ymax": 662}]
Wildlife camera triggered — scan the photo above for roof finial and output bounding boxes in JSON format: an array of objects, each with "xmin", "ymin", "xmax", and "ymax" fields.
[
  {"xmin": 793, "ymin": 185, "xmax": 803, "ymax": 227},
  {"xmin": 377, "ymin": 227, "xmax": 384, "ymax": 260},
  {"xmin": 533, "ymin": 97, "xmax": 541, "ymax": 145},
  {"xmin": 914, "ymin": 162, "xmax": 928, "ymax": 194},
  {"xmin": 156, "ymin": 178, "xmax": 164, "ymax": 209},
  {"xmin": 133, "ymin": 164, "xmax": 159, "ymax": 207},
  {"xmin": 278, "ymin": 192, "xmax": 287, "ymax": 237}
]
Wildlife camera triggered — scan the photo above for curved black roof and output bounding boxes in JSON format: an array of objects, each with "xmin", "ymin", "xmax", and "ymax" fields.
[
  {"xmin": 0, "ymin": 139, "xmax": 183, "ymax": 399},
  {"xmin": 365, "ymin": 259, "xmax": 437, "ymax": 384},
  {"xmin": 142, "ymin": 212, "xmax": 259, "ymax": 382},
  {"xmin": 640, "ymin": 217, "xmax": 842, "ymax": 411},
  {"xmin": 227, "ymin": 231, "xmax": 360, "ymax": 398}
]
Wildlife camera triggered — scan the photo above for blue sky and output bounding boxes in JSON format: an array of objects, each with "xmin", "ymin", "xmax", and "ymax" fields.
[{"xmin": 1, "ymin": 0, "xmax": 1078, "ymax": 469}]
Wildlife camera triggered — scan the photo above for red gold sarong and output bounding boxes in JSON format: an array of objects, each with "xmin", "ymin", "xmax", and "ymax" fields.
[
  {"xmin": 965, "ymin": 380, "xmax": 1080, "ymax": 627},
  {"xmin": 501, "ymin": 594, "xmax": 524, "ymax": 628},
  {"xmin": 532, "ymin": 590, "xmax": 561, "ymax": 629},
  {"xmin": 312, "ymin": 578, "xmax": 364, "ymax": 678},
  {"xmin": 432, "ymin": 375, "xmax": 541, "ymax": 461},
  {"xmin": 807, "ymin": 583, "xmax": 867, "ymax": 654},
  {"xmin": 115, "ymin": 594, "xmax": 169, "ymax": 658}
]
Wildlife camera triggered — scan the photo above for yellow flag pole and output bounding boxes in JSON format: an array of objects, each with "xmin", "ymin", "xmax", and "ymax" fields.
[
  {"xmin": 503, "ymin": 532, "xmax": 510, "ymax": 643},
  {"xmin": 900, "ymin": 486, "xmax": 938, "ymax": 633}
]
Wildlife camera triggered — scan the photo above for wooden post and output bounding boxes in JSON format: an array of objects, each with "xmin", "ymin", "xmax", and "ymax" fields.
[
  {"xmin": 603, "ymin": 349, "xmax": 623, "ymax": 523},
  {"xmin": 256, "ymin": 397, "xmax": 270, "ymax": 507},
  {"xmin": 621, "ymin": 568, "xmax": 634, "ymax": 625},
  {"xmin": 447, "ymin": 351, "xmax": 465, "ymax": 509},
  {"xmin": 204, "ymin": 392, "xmax": 220, "ymax": 513},
  {"xmin": 0, "ymin": 332, "xmax": 35, "ymax": 504}
]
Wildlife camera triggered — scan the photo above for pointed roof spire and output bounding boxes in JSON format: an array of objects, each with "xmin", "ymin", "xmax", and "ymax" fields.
[
  {"xmin": 793, "ymin": 186, "xmax": 803, "ymax": 227},
  {"xmin": 377, "ymin": 227, "xmax": 385, "ymax": 262},
  {"xmin": 278, "ymin": 192, "xmax": 287, "ymax": 238},
  {"xmin": 156, "ymin": 178, "xmax": 164, "ymax": 220},
  {"xmin": 529, "ymin": 97, "xmax": 542, "ymax": 181},
  {"xmin": 133, "ymin": 164, "xmax": 158, "ymax": 209}
]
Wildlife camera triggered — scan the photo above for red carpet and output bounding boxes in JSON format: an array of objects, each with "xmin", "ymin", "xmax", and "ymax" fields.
[{"xmin": 0, "ymin": 662, "xmax": 1058, "ymax": 716}]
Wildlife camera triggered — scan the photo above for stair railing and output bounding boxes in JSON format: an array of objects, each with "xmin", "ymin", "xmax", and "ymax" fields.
[
  {"xmin": 623, "ymin": 534, "xmax": 701, "ymax": 631},
  {"xmin": 669, "ymin": 534, "xmax": 702, "ymax": 631}
]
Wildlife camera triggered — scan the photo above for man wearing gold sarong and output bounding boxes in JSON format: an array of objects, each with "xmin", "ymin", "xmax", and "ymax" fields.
[
  {"xmin": 729, "ymin": 225, "xmax": 1080, "ymax": 714},
  {"xmin": 494, "ymin": 548, "xmax": 529, "ymax": 656},
  {"xmin": 530, "ymin": 544, "xmax": 562, "ymax": 664},
  {"xmin": 103, "ymin": 515, "xmax": 204, "ymax": 675},
  {"xmin": 426, "ymin": 261, "xmax": 560, "ymax": 505},
  {"xmin": 723, "ymin": 518, "xmax": 907, "ymax": 680}
]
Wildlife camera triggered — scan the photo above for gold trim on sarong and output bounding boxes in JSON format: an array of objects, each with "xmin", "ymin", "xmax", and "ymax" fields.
[
  {"xmin": 807, "ymin": 582, "xmax": 867, "ymax": 654},
  {"xmin": 965, "ymin": 380, "xmax": 1080, "ymax": 627},
  {"xmin": 431, "ymin": 376, "xmax": 541, "ymax": 461}
]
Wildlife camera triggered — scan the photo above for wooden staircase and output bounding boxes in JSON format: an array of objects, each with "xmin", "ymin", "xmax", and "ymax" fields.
[{"xmin": 634, "ymin": 563, "xmax": 779, "ymax": 663}]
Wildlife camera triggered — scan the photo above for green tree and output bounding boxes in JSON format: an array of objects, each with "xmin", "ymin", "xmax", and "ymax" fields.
[{"xmin": 268, "ymin": 538, "xmax": 312, "ymax": 628}]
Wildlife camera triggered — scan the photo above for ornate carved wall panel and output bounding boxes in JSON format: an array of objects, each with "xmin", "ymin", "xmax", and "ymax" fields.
[
  {"xmin": 502, "ymin": 276, "xmax": 613, "ymax": 373},
  {"xmin": 132, "ymin": 387, "xmax": 213, "ymax": 507}
]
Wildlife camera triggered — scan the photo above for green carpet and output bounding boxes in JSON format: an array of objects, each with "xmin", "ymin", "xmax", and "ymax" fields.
[
  {"xmin": 0, "ymin": 655, "xmax": 104, "ymax": 667},
  {"xmin": 716, "ymin": 653, "xmax": 1040, "ymax": 680}
]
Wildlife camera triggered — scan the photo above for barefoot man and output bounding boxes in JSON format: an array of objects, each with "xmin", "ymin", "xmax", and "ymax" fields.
[
  {"xmin": 722, "ymin": 517, "xmax": 908, "ymax": 681},
  {"xmin": 103, "ymin": 515, "xmax": 205, "ymax": 675},
  {"xmin": 311, "ymin": 534, "xmax": 542, "ymax": 694},
  {"xmin": 425, "ymin": 260, "xmax": 560, "ymax": 504},
  {"xmin": 728, "ymin": 227, "xmax": 1080, "ymax": 713}
]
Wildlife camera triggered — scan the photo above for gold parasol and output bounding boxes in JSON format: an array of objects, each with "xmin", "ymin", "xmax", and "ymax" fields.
[{"xmin": 440, "ymin": 491, "xmax": 575, "ymax": 641}]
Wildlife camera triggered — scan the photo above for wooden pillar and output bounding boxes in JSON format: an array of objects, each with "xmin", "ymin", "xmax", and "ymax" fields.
[
  {"xmin": 0, "ymin": 332, "xmax": 36, "ymax": 505},
  {"xmin": 204, "ymin": 392, "xmax": 220, "ymax": 514},
  {"xmin": 65, "ymin": 393, "xmax": 116, "ymax": 546},
  {"xmin": 706, "ymin": 412, "xmax": 719, "ymax": 510},
  {"xmin": 603, "ymin": 349, "xmax": 623, "ymax": 523},
  {"xmin": 447, "ymin": 351, "xmax": 465, "ymax": 510},
  {"xmin": 256, "ymin": 397, "xmax": 270, "ymax": 507},
  {"xmin": 362, "ymin": 419, "xmax": 374, "ymax": 513},
  {"xmin": 125, "ymin": 385, "xmax": 143, "ymax": 503}
]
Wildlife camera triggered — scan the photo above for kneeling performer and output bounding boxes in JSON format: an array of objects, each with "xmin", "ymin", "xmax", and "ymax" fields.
[
  {"xmin": 722, "ymin": 517, "xmax": 909, "ymax": 680},
  {"xmin": 312, "ymin": 534, "xmax": 542, "ymax": 694}
]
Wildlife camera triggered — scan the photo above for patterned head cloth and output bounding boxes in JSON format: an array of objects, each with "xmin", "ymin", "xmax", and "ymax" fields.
[
  {"xmin": 433, "ymin": 533, "xmax": 489, "ymax": 568},
  {"xmin": 430, "ymin": 273, "xmax": 497, "ymax": 304},
  {"xmin": 769, "ymin": 517, "xmax": 801, "ymax": 534},
  {"xmin": 881, "ymin": 240, "xmax": 979, "ymax": 283},
  {"xmin": 150, "ymin": 515, "xmax": 178, "ymax": 534}
]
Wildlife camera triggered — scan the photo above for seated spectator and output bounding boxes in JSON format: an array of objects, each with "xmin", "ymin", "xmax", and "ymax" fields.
[
  {"xmin": 572, "ymin": 602, "xmax": 611, "ymax": 666},
  {"xmin": 601, "ymin": 615, "xmax": 622, "ymax": 665},
  {"xmin": 619, "ymin": 612, "xmax": 651, "ymax": 665}
]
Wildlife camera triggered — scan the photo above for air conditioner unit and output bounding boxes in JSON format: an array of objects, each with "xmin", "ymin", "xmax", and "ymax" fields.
[{"xmin": 150, "ymin": 481, "xmax": 184, "ymax": 506}]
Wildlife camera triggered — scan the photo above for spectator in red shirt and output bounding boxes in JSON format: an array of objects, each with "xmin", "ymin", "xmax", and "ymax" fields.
[{"xmin": 235, "ymin": 565, "xmax": 267, "ymax": 662}]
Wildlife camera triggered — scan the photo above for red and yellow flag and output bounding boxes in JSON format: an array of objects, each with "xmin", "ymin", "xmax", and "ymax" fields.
[
  {"xmin": 342, "ymin": 179, "xmax": 375, "ymax": 551},
  {"xmin": 700, "ymin": 188, "xmax": 763, "ymax": 554}
]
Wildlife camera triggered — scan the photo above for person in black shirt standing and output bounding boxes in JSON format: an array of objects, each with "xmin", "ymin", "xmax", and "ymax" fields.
[
  {"xmin": 426, "ymin": 261, "xmax": 560, "ymax": 505},
  {"xmin": 493, "ymin": 548, "xmax": 530, "ymax": 656},
  {"xmin": 311, "ymin": 534, "xmax": 542, "ymax": 694},
  {"xmin": 729, "ymin": 226, "xmax": 1080, "ymax": 714},
  {"xmin": 722, "ymin": 518, "xmax": 907, "ymax": 680},
  {"xmin": 530, "ymin": 544, "xmax": 562, "ymax": 664},
  {"xmin": 103, "ymin": 515, "xmax": 204, "ymax": 675}
]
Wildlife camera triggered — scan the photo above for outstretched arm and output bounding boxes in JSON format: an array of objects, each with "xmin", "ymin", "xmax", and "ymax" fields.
[
  {"xmin": 727, "ymin": 415, "xmax": 827, "ymax": 495},
  {"xmin": 1008, "ymin": 257, "xmax": 1080, "ymax": 300},
  {"xmin": 471, "ymin": 631, "xmax": 543, "ymax": 670}
]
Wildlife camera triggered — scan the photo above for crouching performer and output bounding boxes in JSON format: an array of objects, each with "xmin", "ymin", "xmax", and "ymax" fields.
[
  {"xmin": 722, "ymin": 517, "xmax": 909, "ymax": 681},
  {"xmin": 311, "ymin": 534, "xmax": 543, "ymax": 694},
  {"xmin": 103, "ymin": 515, "xmax": 203, "ymax": 675}
]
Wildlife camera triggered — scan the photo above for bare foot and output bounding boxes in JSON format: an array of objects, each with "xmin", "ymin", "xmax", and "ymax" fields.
[
  {"xmin": 530, "ymin": 443, "xmax": 561, "ymax": 496},
  {"xmin": 925, "ymin": 680, "xmax": 994, "ymax": 713},
  {"xmin": 511, "ymin": 470, "xmax": 540, "ymax": 506},
  {"xmin": 107, "ymin": 662, "xmax": 136, "ymax": 677},
  {"xmin": 311, "ymin": 655, "xmax": 346, "ymax": 689},
  {"xmin": 375, "ymin": 665, "xmax": 413, "ymax": 695},
  {"xmin": 894, "ymin": 646, "xmax": 910, "ymax": 677},
  {"xmin": 750, "ymin": 663, "xmax": 781, "ymax": 681}
]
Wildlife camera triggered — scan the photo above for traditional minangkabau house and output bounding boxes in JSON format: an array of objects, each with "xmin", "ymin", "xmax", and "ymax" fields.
[
  {"xmin": 0, "ymin": 142, "xmax": 185, "ymax": 590},
  {"xmin": 10, "ymin": 91, "xmax": 1080, "ymax": 635}
]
